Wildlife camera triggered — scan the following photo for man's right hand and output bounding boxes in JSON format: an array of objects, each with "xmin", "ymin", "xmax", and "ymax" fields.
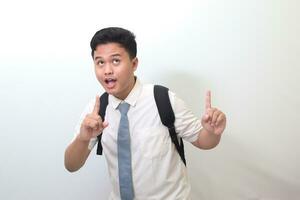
[{"xmin": 78, "ymin": 96, "xmax": 108, "ymax": 142}]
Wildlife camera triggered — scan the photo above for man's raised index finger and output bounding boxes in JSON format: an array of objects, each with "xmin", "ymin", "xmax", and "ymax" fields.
[
  {"xmin": 93, "ymin": 95, "xmax": 100, "ymax": 114},
  {"xmin": 205, "ymin": 90, "xmax": 211, "ymax": 110}
]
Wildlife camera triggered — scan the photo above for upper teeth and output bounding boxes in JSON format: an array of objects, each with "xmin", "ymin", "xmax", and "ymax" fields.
[{"xmin": 106, "ymin": 78, "xmax": 114, "ymax": 82}]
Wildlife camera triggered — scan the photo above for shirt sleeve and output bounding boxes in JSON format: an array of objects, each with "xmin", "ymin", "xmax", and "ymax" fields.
[
  {"xmin": 72, "ymin": 98, "xmax": 98, "ymax": 150},
  {"xmin": 169, "ymin": 91, "xmax": 202, "ymax": 143}
]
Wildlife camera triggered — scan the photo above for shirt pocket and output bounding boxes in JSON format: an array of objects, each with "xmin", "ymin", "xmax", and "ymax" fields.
[{"xmin": 139, "ymin": 127, "xmax": 171, "ymax": 159}]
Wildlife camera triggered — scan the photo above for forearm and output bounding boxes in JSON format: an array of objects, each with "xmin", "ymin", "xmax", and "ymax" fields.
[
  {"xmin": 193, "ymin": 128, "xmax": 221, "ymax": 150},
  {"xmin": 64, "ymin": 135, "xmax": 91, "ymax": 172}
]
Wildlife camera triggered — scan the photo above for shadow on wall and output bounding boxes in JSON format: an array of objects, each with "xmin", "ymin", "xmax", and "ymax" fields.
[
  {"xmin": 153, "ymin": 69, "xmax": 208, "ymax": 116},
  {"xmin": 187, "ymin": 136, "xmax": 300, "ymax": 200},
  {"xmin": 155, "ymin": 69, "xmax": 300, "ymax": 199}
]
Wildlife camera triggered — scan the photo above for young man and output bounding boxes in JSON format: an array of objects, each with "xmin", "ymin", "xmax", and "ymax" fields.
[{"xmin": 64, "ymin": 27, "xmax": 226, "ymax": 200}]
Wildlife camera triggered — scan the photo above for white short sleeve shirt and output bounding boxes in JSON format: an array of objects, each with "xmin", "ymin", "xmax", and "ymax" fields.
[{"xmin": 74, "ymin": 79, "xmax": 202, "ymax": 200}]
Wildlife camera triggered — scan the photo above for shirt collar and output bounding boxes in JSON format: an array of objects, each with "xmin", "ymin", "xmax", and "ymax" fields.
[{"xmin": 109, "ymin": 78, "xmax": 143, "ymax": 109}]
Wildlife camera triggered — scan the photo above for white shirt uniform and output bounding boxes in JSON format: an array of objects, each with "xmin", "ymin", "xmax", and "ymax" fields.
[{"xmin": 74, "ymin": 79, "xmax": 202, "ymax": 200}]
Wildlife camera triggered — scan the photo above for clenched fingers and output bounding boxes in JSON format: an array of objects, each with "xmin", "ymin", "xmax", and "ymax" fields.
[
  {"xmin": 86, "ymin": 113, "xmax": 101, "ymax": 122},
  {"xmin": 83, "ymin": 113, "xmax": 104, "ymax": 130},
  {"xmin": 211, "ymin": 109, "xmax": 221, "ymax": 126},
  {"xmin": 205, "ymin": 108, "xmax": 221, "ymax": 126},
  {"xmin": 83, "ymin": 118, "xmax": 100, "ymax": 130},
  {"xmin": 216, "ymin": 113, "xmax": 226, "ymax": 126}
]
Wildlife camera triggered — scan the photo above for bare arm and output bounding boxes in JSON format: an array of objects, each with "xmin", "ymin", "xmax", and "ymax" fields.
[
  {"xmin": 64, "ymin": 135, "xmax": 91, "ymax": 172},
  {"xmin": 64, "ymin": 96, "xmax": 108, "ymax": 172}
]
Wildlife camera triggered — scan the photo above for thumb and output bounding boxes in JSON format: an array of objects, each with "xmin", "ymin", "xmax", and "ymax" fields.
[{"xmin": 102, "ymin": 121, "xmax": 109, "ymax": 128}]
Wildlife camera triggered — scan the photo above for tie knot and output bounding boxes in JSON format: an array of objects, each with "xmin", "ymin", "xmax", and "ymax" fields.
[{"xmin": 117, "ymin": 102, "xmax": 130, "ymax": 115}]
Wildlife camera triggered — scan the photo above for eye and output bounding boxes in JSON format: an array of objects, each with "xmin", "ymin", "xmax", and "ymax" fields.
[
  {"xmin": 97, "ymin": 60, "xmax": 105, "ymax": 66},
  {"xmin": 112, "ymin": 58, "xmax": 120, "ymax": 65}
]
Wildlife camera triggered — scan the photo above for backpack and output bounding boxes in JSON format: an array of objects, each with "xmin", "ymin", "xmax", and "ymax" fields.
[{"xmin": 96, "ymin": 85, "xmax": 186, "ymax": 166}]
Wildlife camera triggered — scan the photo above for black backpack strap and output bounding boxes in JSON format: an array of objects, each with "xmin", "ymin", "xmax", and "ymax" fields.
[
  {"xmin": 96, "ymin": 92, "xmax": 109, "ymax": 155},
  {"xmin": 153, "ymin": 85, "xmax": 186, "ymax": 166}
]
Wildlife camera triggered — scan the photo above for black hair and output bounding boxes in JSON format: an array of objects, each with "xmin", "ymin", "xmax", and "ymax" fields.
[{"xmin": 90, "ymin": 27, "xmax": 137, "ymax": 59}]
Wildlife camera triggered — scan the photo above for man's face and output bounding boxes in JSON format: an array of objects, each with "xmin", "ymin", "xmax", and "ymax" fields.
[{"xmin": 93, "ymin": 43, "xmax": 138, "ymax": 100}]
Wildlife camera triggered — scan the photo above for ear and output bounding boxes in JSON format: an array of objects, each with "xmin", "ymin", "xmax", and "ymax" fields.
[{"xmin": 132, "ymin": 57, "xmax": 139, "ymax": 71}]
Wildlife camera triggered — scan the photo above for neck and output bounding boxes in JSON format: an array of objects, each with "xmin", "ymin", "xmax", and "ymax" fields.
[{"xmin": 117, "ymin": 76, "xmax": 136, "ymax": 100}]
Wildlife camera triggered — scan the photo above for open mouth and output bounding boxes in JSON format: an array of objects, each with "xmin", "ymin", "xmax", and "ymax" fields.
[{"xmin": 104, "ymin": 78, "xmax": 117, "ymax": 88}]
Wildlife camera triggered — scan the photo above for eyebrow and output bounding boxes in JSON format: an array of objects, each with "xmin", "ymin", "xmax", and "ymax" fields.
[{"xmin": 94, "ymin": 54, "xmax": 122, "ymax": 61}]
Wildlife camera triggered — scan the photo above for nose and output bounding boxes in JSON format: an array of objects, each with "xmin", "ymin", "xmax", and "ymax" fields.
[{"xmin": 104, "ymin": 64, "xmax": 113, "ymax": 75}]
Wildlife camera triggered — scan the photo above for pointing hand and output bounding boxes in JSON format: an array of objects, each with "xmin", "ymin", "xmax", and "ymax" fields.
[
  {"xmin": 201, "ymin": 91, "xmax": 226, "ymax": 135},
  {"xmin": 79, "ymin": 96, "xmax": 109, "ymax": 141}
]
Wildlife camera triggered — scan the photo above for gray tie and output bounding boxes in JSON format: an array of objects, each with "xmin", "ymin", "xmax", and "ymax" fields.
[{"xmin": 117, "ymin": 103, "xmax": 134, "ymax": 200}]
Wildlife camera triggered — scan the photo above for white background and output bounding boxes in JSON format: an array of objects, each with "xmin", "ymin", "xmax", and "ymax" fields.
[{"xmin": 0, "ymin": 0, "xmax": 299, "ymax": 199}]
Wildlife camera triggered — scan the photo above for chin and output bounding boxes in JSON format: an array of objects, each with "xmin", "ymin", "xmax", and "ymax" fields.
[
  {"xmin": 104, "ymin": 88, "xmax": 114, "ymax": 94},
  {"xmin": 104, "ymin": 88, "xmax": 118, "ymax": 96}
]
